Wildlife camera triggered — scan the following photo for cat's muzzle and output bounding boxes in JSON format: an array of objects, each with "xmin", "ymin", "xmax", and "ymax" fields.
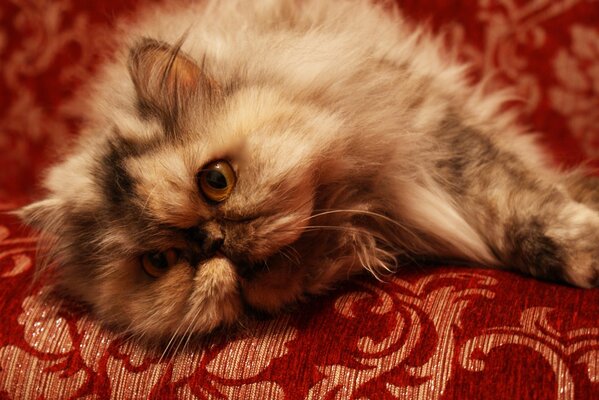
[{"xmin": 184, "ymin": 223, "xmax": 225, "ymax": 258}]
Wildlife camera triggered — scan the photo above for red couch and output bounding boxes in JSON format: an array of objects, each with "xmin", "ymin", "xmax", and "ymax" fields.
[{"xmin": 1, "ymin": 1, "xmax": 598, "ymax": 398}]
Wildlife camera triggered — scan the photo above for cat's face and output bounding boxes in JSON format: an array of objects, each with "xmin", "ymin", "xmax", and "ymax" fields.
[{"xmin": 21, "ymin": 39, "xmax": 350, "ymax": 338}]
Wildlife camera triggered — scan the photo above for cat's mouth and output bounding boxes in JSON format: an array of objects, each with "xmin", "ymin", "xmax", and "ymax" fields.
[
  {"xmin": 235, "ymin": 259, "xmax": 269, "ymax": 280},
  {"xmin": 208, "ymin": 250, "xmax": 270, "ymax": 281},
  {"xmin": 210, "ymin": 238, "xmax": 309, "ymax": 313}
]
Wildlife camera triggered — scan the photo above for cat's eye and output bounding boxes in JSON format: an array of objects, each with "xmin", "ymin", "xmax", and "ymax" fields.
[
  {"xmin": 197, "ymin": 160, "xmax": 236, "ymax": 203},
  {"xmin": 141, "ymin": 249, "xmax": 179, "ymax": 278}
]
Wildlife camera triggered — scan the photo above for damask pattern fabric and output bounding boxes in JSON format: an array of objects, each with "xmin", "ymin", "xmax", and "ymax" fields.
[{"xmin": 1, "ymin": 0, "xmax": 598, "ymax": 399}]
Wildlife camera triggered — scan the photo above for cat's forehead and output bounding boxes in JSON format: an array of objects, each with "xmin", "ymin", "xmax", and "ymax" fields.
[
  {"xmin": 123, "ymin": 142, "xmax": 208, "ymax": 227},
  {"xmin": 89, "ymin": 85, "xmax": 340, "ymax": 228},
  {"xmin": 197, "ymin": 87, "xmax": 339, "ymax": 165}
]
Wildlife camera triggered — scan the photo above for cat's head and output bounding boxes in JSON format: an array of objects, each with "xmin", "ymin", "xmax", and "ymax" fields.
[{"xmin": 20, "ymin": 38, "xmax": 380, "ymax": 339}]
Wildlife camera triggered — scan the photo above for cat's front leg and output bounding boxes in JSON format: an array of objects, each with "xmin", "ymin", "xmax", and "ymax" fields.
[
  {"xmin": 425, "ymin": 178, "xmax": 599, "ymax": 287},
  {"xmin": 499, "ymin": 198, "xmax": 599, "ymax": 288},
  {"xmin": 420, "ymin": 119, "xmax": 599, "ymax": 288}
]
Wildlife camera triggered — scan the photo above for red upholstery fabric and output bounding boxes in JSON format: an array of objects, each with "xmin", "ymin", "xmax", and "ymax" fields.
[{"xmin": 1, "ymin": 1, "xmax": 598, "ymax": 398}]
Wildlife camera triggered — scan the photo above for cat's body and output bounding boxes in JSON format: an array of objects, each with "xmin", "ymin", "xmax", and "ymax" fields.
[{"xmin": 21, "ymin": 0, "xmax": 598, "ymax": 339}]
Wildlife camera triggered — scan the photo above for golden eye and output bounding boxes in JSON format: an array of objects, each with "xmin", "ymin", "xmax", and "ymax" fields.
[
  {"xmin": 197, "ymin": 160, "xmax": 236, "ymax": 203},
  {"xmin": 141, "ymin": 249, "xmax": 179, "ymax": 278}
]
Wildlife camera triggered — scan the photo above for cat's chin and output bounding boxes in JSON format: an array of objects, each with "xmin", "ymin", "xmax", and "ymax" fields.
[
  {"xmin": 238, "ymin": 259, "xmax": 307, "ymax": 314},
  {"xmin": 213, "ymin": 243, "xmax": 313, "ymax": 316},
  {"xmin": 179, "ymin": 255, "xmax": 243, "ymax": 335}
]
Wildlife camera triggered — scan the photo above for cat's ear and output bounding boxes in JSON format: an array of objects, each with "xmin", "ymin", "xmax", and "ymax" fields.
[
  {"xmin": 16, "ymin": 198, "xmax": 64, "ymax": 233},
  {"xmin": 128, "ymin": 38, "xmax": 212, "ymax": 123}
]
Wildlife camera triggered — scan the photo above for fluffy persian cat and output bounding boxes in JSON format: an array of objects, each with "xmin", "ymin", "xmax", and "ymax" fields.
[{"xmin": 20, "ymin": 0, "xmax": 599, "ymax": 339}]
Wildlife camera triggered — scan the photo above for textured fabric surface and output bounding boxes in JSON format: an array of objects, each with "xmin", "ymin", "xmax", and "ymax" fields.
[{"xmin": 1, "ymin": 0, "xmax": 599, "ymax": 399}]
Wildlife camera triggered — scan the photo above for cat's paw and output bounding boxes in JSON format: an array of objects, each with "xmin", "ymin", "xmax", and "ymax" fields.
[
  {"xmin": 509, "ymin": 202, "xmax": 599, "ymax": 288},
  {"xmin": 547, "ymin": 203, "xmax": 599, "ymax": 288},
  {"xmin": 562, "ymin": 253, "xmax": 599, "ymax": 288}
]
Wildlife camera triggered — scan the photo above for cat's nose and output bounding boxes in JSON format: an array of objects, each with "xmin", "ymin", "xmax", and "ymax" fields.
[
  {"xmin": 197, "ymin": 221, "xmax": 225, "ymax": 257},
  {"xmin": 203, "ymin": 235, "xmax": 224, "ymax": 255}
]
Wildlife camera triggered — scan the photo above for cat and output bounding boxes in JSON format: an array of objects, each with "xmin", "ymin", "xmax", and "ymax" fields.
[{"xmin": 19, "ymin": 0, "xmax": 599, "ymax": 340}]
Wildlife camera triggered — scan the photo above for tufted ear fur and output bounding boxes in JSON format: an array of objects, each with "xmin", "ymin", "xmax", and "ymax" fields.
[
  {"xmin": 128, "ymin": 38, "xmax": 217, "ymax": 129},
  {"xmin": 17, "ymin": 198, "xmax": 64, "ymax": 233}
]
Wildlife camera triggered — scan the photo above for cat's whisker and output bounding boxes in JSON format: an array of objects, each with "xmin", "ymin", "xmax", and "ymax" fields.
[
  {"xmin": 174, "ymin": 309, "xmax": 202, "ymax": 355},
  {"xmin": 278, "ymin": 250, "xmax": 293, "ymax": 265},
  {"xmin": 302, "ymin": 225, "xmax": 394, "ymax": 246},
  {"xmin": 179, "ymin": 312, "xmax": 203, "ymax": 357},
  {"xmin": 305, "ymin": 208, "xmax": 428, "ymax": 245},
  {"xmin": 118, "ymin": 321, "xmax": 137, "ymax": 342},
  {"xmin": 282, "ymin": 246, "xmax": 302, "ymax": 265},
  {"xmin": 157, "ymin": 337, "xmax": 175, "ymax": 365},
  {"xmin": 284, "ymin": 245, "xmax": 302, "ymax": 261},
  {"xmin": 139, "ymin": 180, "xmax": 162, "ymax": 216},
  {"xmin": 168, "ymin": 327, "xmax": 192, "ymax": 364},
  {"xmin": 157, "ymin": 316, "xmax": 189, "ymax": 365},
  {"xmin": 304, "ymin": 208, "xmax": 412, "ymax": 233},
  {"xmin": 179, "ymin": 328, "xmax": 196, "ymax": 358},
  {"xmin": 171, "ymin": 301, "xmax": 208, "ymax": 359},
  {"xmin": 278, "ymin": 248, "xmax": 300, "ymax": 266}
]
